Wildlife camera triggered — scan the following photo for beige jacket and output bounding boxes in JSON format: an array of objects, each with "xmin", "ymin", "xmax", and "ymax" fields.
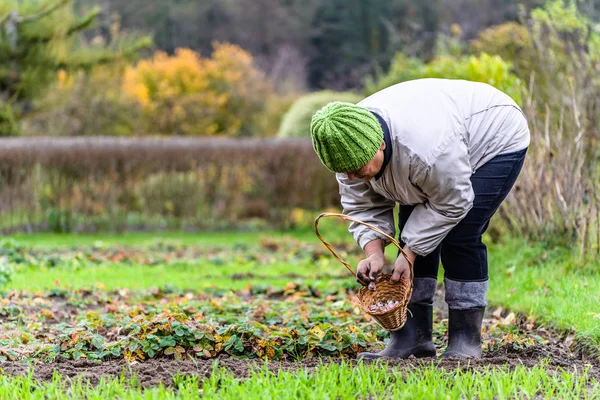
[{"xmin": 337, "ymin": 78, "xmax": 530, "ymax": 256}]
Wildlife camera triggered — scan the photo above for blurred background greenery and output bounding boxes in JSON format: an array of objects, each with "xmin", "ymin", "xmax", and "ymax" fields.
[{"xmin": 0, "ymin": 0, "xmax": 599, "ymax": 260}]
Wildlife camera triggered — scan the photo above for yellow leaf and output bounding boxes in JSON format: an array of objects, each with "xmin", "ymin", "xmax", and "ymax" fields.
[{"xmin": 309, "ymin": 326, "xmax": 325, "ymax": 340}]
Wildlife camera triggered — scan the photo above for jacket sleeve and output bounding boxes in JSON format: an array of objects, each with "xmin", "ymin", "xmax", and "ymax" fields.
[
  {"xmin": 336, "ymin": 173, "xmax": 397, "ymax": 249},
  {"xmin": 400, "ymin": 136, "xmax": 474, "ymax": 256}
]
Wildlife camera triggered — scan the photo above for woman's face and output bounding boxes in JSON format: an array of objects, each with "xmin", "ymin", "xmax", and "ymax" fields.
[{"xmin": 345, "ymin": 141, "xmax": 386, "ymax": 182}]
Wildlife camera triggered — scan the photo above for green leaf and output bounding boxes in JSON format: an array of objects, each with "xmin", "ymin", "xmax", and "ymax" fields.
[
  {"xmin": 218, "ymin": 326, "xmax": 231, "ymax": 335},
  {"xmin": 223, "ymin": 335, "xmax": 237, "ymax": 350},
  {"xmin": 234, "ymin": 337, "xmax": 244, "ymax": 353},
  {"xmin": 92, "ymin": 337, "xmax": 103, "ymax": 350},
  {"xmin": 164, "ymin": 347, "xmax": 176, "ymax": 355},
  {"xmin": 317, "ymin": 342, "xmax": 338, "ymax": 352},
  {"xmin": 298, "ymin": 336, "xmax": 308, "ymax": 345},
  {"xmin": 160, "ymin": 337, "xmax": 176, "ymax": 348}
]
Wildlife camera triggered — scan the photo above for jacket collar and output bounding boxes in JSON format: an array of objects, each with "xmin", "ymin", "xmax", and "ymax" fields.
[{"xmin": 371, "ymin": 111, "xmax": 392, "ymax": 181}]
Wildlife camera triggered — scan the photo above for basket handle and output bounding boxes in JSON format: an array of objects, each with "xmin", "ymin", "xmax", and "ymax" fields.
[{"xmin": 314, "ymin": 212, "xmax": 414, "ymax": 282}]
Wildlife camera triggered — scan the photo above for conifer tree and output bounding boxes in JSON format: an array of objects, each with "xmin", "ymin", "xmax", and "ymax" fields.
[{"xmin": 0, "ymin": 0, "xmax": 151, "ymax": 135}]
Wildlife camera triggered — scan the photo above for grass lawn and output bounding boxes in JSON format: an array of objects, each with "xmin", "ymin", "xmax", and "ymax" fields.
[
  {"xmin": 486, "ymin": 238, "xmax": 600, "ymax": 348},
  {"xmin": 6, "ymin": 228, "xmax": 330, "ymax": 248}
]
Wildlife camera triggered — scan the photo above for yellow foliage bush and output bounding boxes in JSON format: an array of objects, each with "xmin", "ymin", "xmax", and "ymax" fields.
[{"xmin": 123, "ymin": 43, "xmax": 276, "ymax": 136}]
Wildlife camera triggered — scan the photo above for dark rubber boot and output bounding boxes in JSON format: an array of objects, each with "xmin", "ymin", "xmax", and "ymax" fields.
[
  {"xmin": 357, "ymin": 303, "xmax": 436, "ymax": 359},
  {"xmin": 441, "ymin": 307, "xmax": 485, "ymax": 358}
]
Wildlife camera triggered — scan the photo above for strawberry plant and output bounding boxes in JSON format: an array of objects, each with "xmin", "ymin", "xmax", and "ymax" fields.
[{"xmin": 0, "ymin": 239, "xmax": 552, "ymax": 364}]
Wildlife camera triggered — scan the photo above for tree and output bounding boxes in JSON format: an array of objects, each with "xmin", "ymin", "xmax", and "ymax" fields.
[
  {"xmin": 308, "ymin": 0, "xmax": 410, "ymax": 89},
  {"xmin": 91, "ymin": 0, "xmax": 318, "ymax": 93},
  {"xmin": 437, "ymin": 0, "xmax": 544, "ymax": 40},
  {"xmin": 0, "ymin": 0, "xmax": 150, "ymax": 135},
  {"xmin": 307, "ymin": 0, "xmax": 444, "ymax": 90}
]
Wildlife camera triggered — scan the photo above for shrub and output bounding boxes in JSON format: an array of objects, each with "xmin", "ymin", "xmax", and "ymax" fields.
[
  {"xmin": 497, "ymin": 1, "xmax": 600, "ymax": 259},
  {"xmin": 123, "ymin": 44, "xmax": 276, "ymax": 137},
  {"xmin": 469, "ymin": 22, "xmax": 532, "ymax": 80},
  {"xmin": 365, "ymin": 53, "xmax": 525, "ymax": 106},
  {"xmin": 24, "ymin": 67, "xmax": 143, "ymax": 137},
  {"xmin": 257, "ymin": 93, "xmax": 298, "ymax": 138},
  {"xmin": 0, "ymin": 103, "xmax": 19, "ymax": 136},
  {"xmin": 278, "ymin": 91, "xmax": 362, "ymax": 138},
  {"xmin": 0, "ymin": 258, "xmax": 12, "ymax": 288},
  {"xmin": 499, "ymin": 91, "xmax": 599, "ymax": 259}
]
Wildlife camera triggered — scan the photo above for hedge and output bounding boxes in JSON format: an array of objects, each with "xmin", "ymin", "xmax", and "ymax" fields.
[{"xmin": 0, "ymin": 137, "xmax": 339, "ymax": 233}]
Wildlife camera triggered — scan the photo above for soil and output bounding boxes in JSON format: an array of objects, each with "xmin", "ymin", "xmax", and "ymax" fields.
[{"xmin": 2, "ymin": 342, "xmax": 598, "ymax": 388}]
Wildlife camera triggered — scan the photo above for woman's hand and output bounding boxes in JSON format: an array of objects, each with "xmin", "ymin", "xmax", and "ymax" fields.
[
  {"xmin": 356, "ymin": 239, "xmax": 385, "ymax": 287},
  {"xmin": 391, "ymin": 245, "xmax": 417, "ymax": 283},
  {"xmin": 356, "ymin": 253, "xmax": 385, "ymax": 287}
]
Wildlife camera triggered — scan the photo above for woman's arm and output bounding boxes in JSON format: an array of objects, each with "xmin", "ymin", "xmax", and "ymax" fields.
[
  {"xmin": 336, "ymin": 173, "xmax": 396, "ymax": 249},
  {"xmin": 401, "ymin": 135, "xmax": 474, "ymax": 256}
]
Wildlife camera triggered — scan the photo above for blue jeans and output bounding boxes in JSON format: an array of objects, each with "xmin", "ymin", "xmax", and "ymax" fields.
[{"xmin": 399, "ymin": 148, "xmax": 528, "ymax": 282}]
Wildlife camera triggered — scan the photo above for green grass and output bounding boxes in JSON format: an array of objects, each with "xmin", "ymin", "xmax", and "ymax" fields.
[
  {"xmin": 486, "ymin": 238, "xmax": 600, "ymax": 344},
  {"xmin": 204, "ymin": 361, "xmax": 599, "ymax": 400},
  {"xmin": 3, "ymin": 224, "xmax": 365, "ymax": 292},
  {"xmin": 5, "ymin": 255, "xmax": 356, "ymax": 294},
  {"xmin": 1, "ymin": 361, "xmax": 598, "ymax": 399},
  {"xmin": 7, "ymin": 261, "xmax": 350, "ymax": 292},
  {"xmin": 7, "ymin": 230, "xmax": 318, "ymax": 248},
  {"xmin": 6, "ymin": 219, "xmax": 354, "ymax": 249},
  {"xmin": 7, "ymin": 264, "xmax": 333, "ymax": 292}
]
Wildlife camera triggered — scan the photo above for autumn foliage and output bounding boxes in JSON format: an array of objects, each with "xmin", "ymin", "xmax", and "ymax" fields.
[{"xmin": 123, "ymin": 44, "xmax": 275, "ymax": 136}]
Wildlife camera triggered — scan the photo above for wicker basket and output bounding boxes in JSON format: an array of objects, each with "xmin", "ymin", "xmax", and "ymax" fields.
[{"xmin": 314, "ymin": 212, "xmax": 413, "ymax": 331}]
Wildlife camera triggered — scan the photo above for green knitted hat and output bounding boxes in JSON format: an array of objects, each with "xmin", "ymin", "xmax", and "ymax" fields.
[{"xmin": 310, "ymin": 102, "xmax": 383, "ymax": 173}]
